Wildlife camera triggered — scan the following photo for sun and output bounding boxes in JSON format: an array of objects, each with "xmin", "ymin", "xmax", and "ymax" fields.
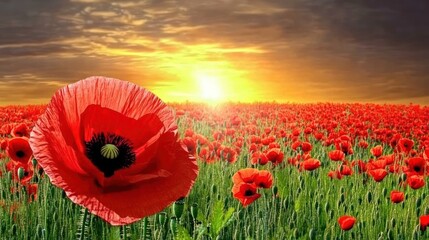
[{"xmin": 195, "ymin": 72, "xmax": 224, "ymax": 101}]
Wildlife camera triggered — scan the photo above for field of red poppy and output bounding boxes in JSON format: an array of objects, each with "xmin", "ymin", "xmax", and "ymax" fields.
[{"xmin": 1, "ymin": 102, "xmax": 429, "ymax": 239}]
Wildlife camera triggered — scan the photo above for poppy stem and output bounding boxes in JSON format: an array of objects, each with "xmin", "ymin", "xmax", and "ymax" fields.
[{"xmin": 76, "ymin": 208, "xmax": 89, "ymax": 240}]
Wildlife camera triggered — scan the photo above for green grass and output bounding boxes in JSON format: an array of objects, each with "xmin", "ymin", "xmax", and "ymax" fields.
[{"xmin": 1, "ymin": 112, "xmax": 429, "ymax": 239}]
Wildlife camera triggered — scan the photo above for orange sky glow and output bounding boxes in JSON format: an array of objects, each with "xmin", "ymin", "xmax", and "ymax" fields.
[{"xmin": 0, "ymin": 0, "xmax": 428, "ymax": 105}]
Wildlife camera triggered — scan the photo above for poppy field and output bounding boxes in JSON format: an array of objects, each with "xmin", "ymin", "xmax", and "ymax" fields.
[{"xmin": 2, "ymin": 99, "xmax": 429, "ymax": 239}]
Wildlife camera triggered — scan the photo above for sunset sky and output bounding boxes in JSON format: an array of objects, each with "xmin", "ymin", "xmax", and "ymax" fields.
[{"xmin": 1, "ymin": 0, "xmax": 428, "ymax": 105}]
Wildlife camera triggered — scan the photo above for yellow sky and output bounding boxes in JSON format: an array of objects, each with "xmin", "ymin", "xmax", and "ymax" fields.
[{"xmin": 1, "ymin": 0, "xmax": 429, "ymax": 106}]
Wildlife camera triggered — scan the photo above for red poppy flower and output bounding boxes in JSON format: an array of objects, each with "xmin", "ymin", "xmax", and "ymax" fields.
[
  {"xmin": 182, "ymin": 137, "xmax": 196, "ymax": 155},
  {"xmin": 301, "ymin": 142, "xmax": 312, "ymax": 153},
  {"xmin": 11, "ymin": 123, "xmax": 30, "ymax": 138},
  {"xmin": 328, "ymin": 150, "xmax": 345, "ymax": 161},
  {"xmin": 327, "ymin": 170, "xmax": 343, "ymax": 180},
  {"xmin": 301, "ymin": 158, "xmax": 321, "ymax": 171},
  {"xmin": 340, "ymin": 164, "xmax": 353, "ymax": 176},
  {"xmin": 406, "ymin": 157, "xmax": 426, "ymax": 175},
  {"xmin": 0, "ymin": 138, "xmax": 8, "ymax": 151},
  {"xmin": 6, "ymin": 161, "xmax": 33, "ymax": 183},
  {"xmin": 338, "ymin": 215, "xmax": 356, "ymax": 231},
  {"xmin": 232, "ymin": 168, "xmax": 259, "ymax": 185},
  {"xmin": 358, "ymin": 140, "xmax": 369, "ymax": 149},
  {"xmin": 265, "ymin": 148, "xmax": 284, "ymax": 165},
  {"xmin": 370, "ymin": 145, "xmax": 383, "ymax": 158},
  {"xmin": 390, "ymin": 190, "xmax": 404, "ymax": 204},
  {"xmin": 407, "ymin": 175, "xmax": 425, "ymax": 189},
  {"xmin": 6, "ymin": 137, "xmax": 33, "ymax": 165},
  {"xmin": 368, "ymin": 169, "xmax": 388, "ymax": 182},
  {"xmin": 291, "ymin": 141, "xmax": 301, "ymax": 151},
  {"xmin": 250, "ymin": 151, "xmax": 268, "ymax": 165},
  {"xmin": 254, "ymin": 170, "xmax": 273, "ymax": 188},
  {"xmin": 421, "ymin": 215, "xmax": 429, "ymax": 231},
  {"xmin": 232, "ymin": 183, "xmax": 261, "ymax": 207},
  {"xmin": 398, "ymin": 138, "xmax": 414, "ymax": 153},
  {"xmin": 25, "ymin": 183, "xmax": 38, "ymax": 202},
  {"xmin": 29, "ymin": 76, "xmax": 198, "ymax": 225}
]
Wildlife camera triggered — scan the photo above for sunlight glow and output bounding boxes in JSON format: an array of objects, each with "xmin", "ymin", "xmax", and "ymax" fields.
[{"xmin": 195, "ymin": 72, "xmax": 224, "ymax": 101}]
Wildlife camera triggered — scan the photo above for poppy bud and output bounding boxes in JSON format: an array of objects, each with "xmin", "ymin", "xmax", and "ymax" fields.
[
  {"xmin": 272, "ymin": 186, "xmax": 278, "ymax": 196},
  {"xmin": 366, "ymin": 192, "xmax": 372, "ymax": 203},
  {"xmin": 211, "ymin": 184, "xmax": 217, "ymax": 194},
  {"xmin": 417, "ymin": 197, "xmax": 422, "ymax": 208},
  {"xmin": 400, "ymin": 173, "xmax": 407, "ymax": 182},
  {"xmin": 324, "ymin": 202, "xmax": 330, "ymax": 212},
  {"xmin": 32, "ymin": 158, "xmax": 37, "ymax": 168},
  {"xmin": 309, "ymin": 228, "xmax": 316, "ymax": 240},
  {"xmin": 382, "ymin": 187, "xmax": 387, "ymax": 197},
  {"xmin": 169, "ymin": 217, "xmax": 177, "ymax": 236},
  {"xmin": 173, "ymin": 200, "xmax": 184, "ymax": 219},
  {"xmin": 157, "ymin": 212, "xmax": 167, "ymax": 226},
  {"xmin": 190, "ymin": 203, "xmax": 198, "ymax": 220},
  {"xmin": 390, "ymin": 218, "xmax": 396, "ymax": 228},
  {"xmin": 17, "ymin": 167, "xmax": 25, "ymax": 180}
]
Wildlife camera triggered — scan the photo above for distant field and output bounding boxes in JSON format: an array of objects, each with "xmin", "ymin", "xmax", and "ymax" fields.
[{"xmin": 1, "ymin": 103, "xmax": 429, "ymax": 239}]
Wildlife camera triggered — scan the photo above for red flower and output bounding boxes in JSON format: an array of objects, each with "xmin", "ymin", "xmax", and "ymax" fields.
[
  {"xmin": 250, "ymin": 151, "xmax": 268, "ymax": 165},
  {"xmin": 338, "ymin": 215, "xmax": 356, "ymax": 231},
  {"xmin": 6, "ymin": 161, "xmax": 33, "ymax": 183},
  {"xmin": 301, "ymin": 158, "xmax": 321, "ymax": 171},
  {"xmin": 398, "ymin": 138, "xmax": 414, "ymax": 153},
  {"xmin": 232, "ymin": 183, "xmax": 261, "ymax": 207},
  {"xmin": 6, "ymin": 137, "xmax": 33, "ymax": 165},
  {"xmin": 29, "ymin": 76, "xmax": 198, "ymax": 225},
  {"xmin": 390, "ymin": 190, "xmax": 404, "ymax": 204},
  {"xmin": 358, "ymin": 140, "xmax": 369, "ymax": 149},
  {"xmin": 182, "ymin": 137, "xmax": 196, "ymax": 155},
  {"xmin": 25, "ymin": 183, "xmax": 38, "ymax": 202},
  {"xmin": 407, "ymin": 175, "xmax": 425, "ymax": 189},
  {"xmin": 370, "ymin": 145, "xmax": 383, "ymax": 158},
  {"xmin": 328, "ymin": 170, "xmax": 343, "ymax": 180},
  {"xmin": 232, "ymin": 168, "xmax": 259, "ymax": 185},
  {"xmin": 265, "ymin": 148, "xmax": 284, "ymax": 165},
  {"xmin": 301, "ymin": 142, "xmax": 312, "ymax": 153},
  {"xmin": 328, "ymin": 150, "xmax": 345, "ymax": 162},
  {"xmin": 421, "ymin": 215, "xmax": 429, "ymax": 231},
  {"xmin": 340, "ymin": 164, "xmax": 353, "ymax": 176},
  {"xmin": 11, "ymin": 123, "xmax": 30, "ymax": 137},
  {"xmin": 1, "ymin": 138, "xmax": 8, "ymax": 151},
  {"xmin": 254, "ymin": 170, "xmax": 273, "ymax": 188},
  {"xmin": 368, "ymin": 169, "xmax": 388, "ymax": 182},
  {"xmin": 406, "ymin": 157, "xmax": 426, "ymax": 175}
]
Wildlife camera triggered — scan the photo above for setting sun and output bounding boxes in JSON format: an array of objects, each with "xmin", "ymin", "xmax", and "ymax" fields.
[{"xmin": 195, "ymin": 71, "xmax": 224, "ymax": 101}]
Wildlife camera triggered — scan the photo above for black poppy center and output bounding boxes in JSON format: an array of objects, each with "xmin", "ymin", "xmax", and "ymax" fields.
[
  {"xmin": 85, "ymin": 132, "xmax": 136, "ymax": 178},
  {"xmin": 244, "ymin": 189, "xmax": 255, "ymax": 196},
  {"xmin": 414, "ymin": 166, "xmax": 421, "ymax": 173},
  {"xmin": 16, "ymin": 150, "xmax": 25, "ymax": 158}
]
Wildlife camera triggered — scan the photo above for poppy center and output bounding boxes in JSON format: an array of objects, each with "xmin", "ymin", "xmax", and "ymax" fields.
[
  {"xmin": 414, "ymin": 166, "xmax": 421, "ymax": 173},
  {"xmin": 244, "ymin": 190, "xmax": 255, "ymax": 196},
  {"xmin": 16, "ymin": 150, "xmax": 25, "ymax": 158},
  {"xmin": 85, "ymin": 132, "xmax": 136, "ymax": 178}
]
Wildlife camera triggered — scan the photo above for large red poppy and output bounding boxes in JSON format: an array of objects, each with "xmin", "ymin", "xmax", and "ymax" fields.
[{"xmin": 29, "ymin": 76, "xmax": 198, "ymax": 225}]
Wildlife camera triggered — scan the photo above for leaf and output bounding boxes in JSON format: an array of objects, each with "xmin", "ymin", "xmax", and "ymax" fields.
[
  {"xmin": 176, "ymin": 225, "xmax": 192, "ymax": 240},
  {"xmin": 209, "ymin": 201, "xmax": 235, "ymax": 239}
]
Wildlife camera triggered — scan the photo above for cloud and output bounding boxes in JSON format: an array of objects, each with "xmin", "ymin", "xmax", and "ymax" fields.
[{"xmin": 0, "ymin": 0, "xmax": 428, "ymax": 105}]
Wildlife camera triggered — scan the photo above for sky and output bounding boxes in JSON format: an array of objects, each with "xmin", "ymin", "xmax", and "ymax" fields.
[{"xmin": 1, "ymin": 0, "xmax": 429, "ymax": 105}]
